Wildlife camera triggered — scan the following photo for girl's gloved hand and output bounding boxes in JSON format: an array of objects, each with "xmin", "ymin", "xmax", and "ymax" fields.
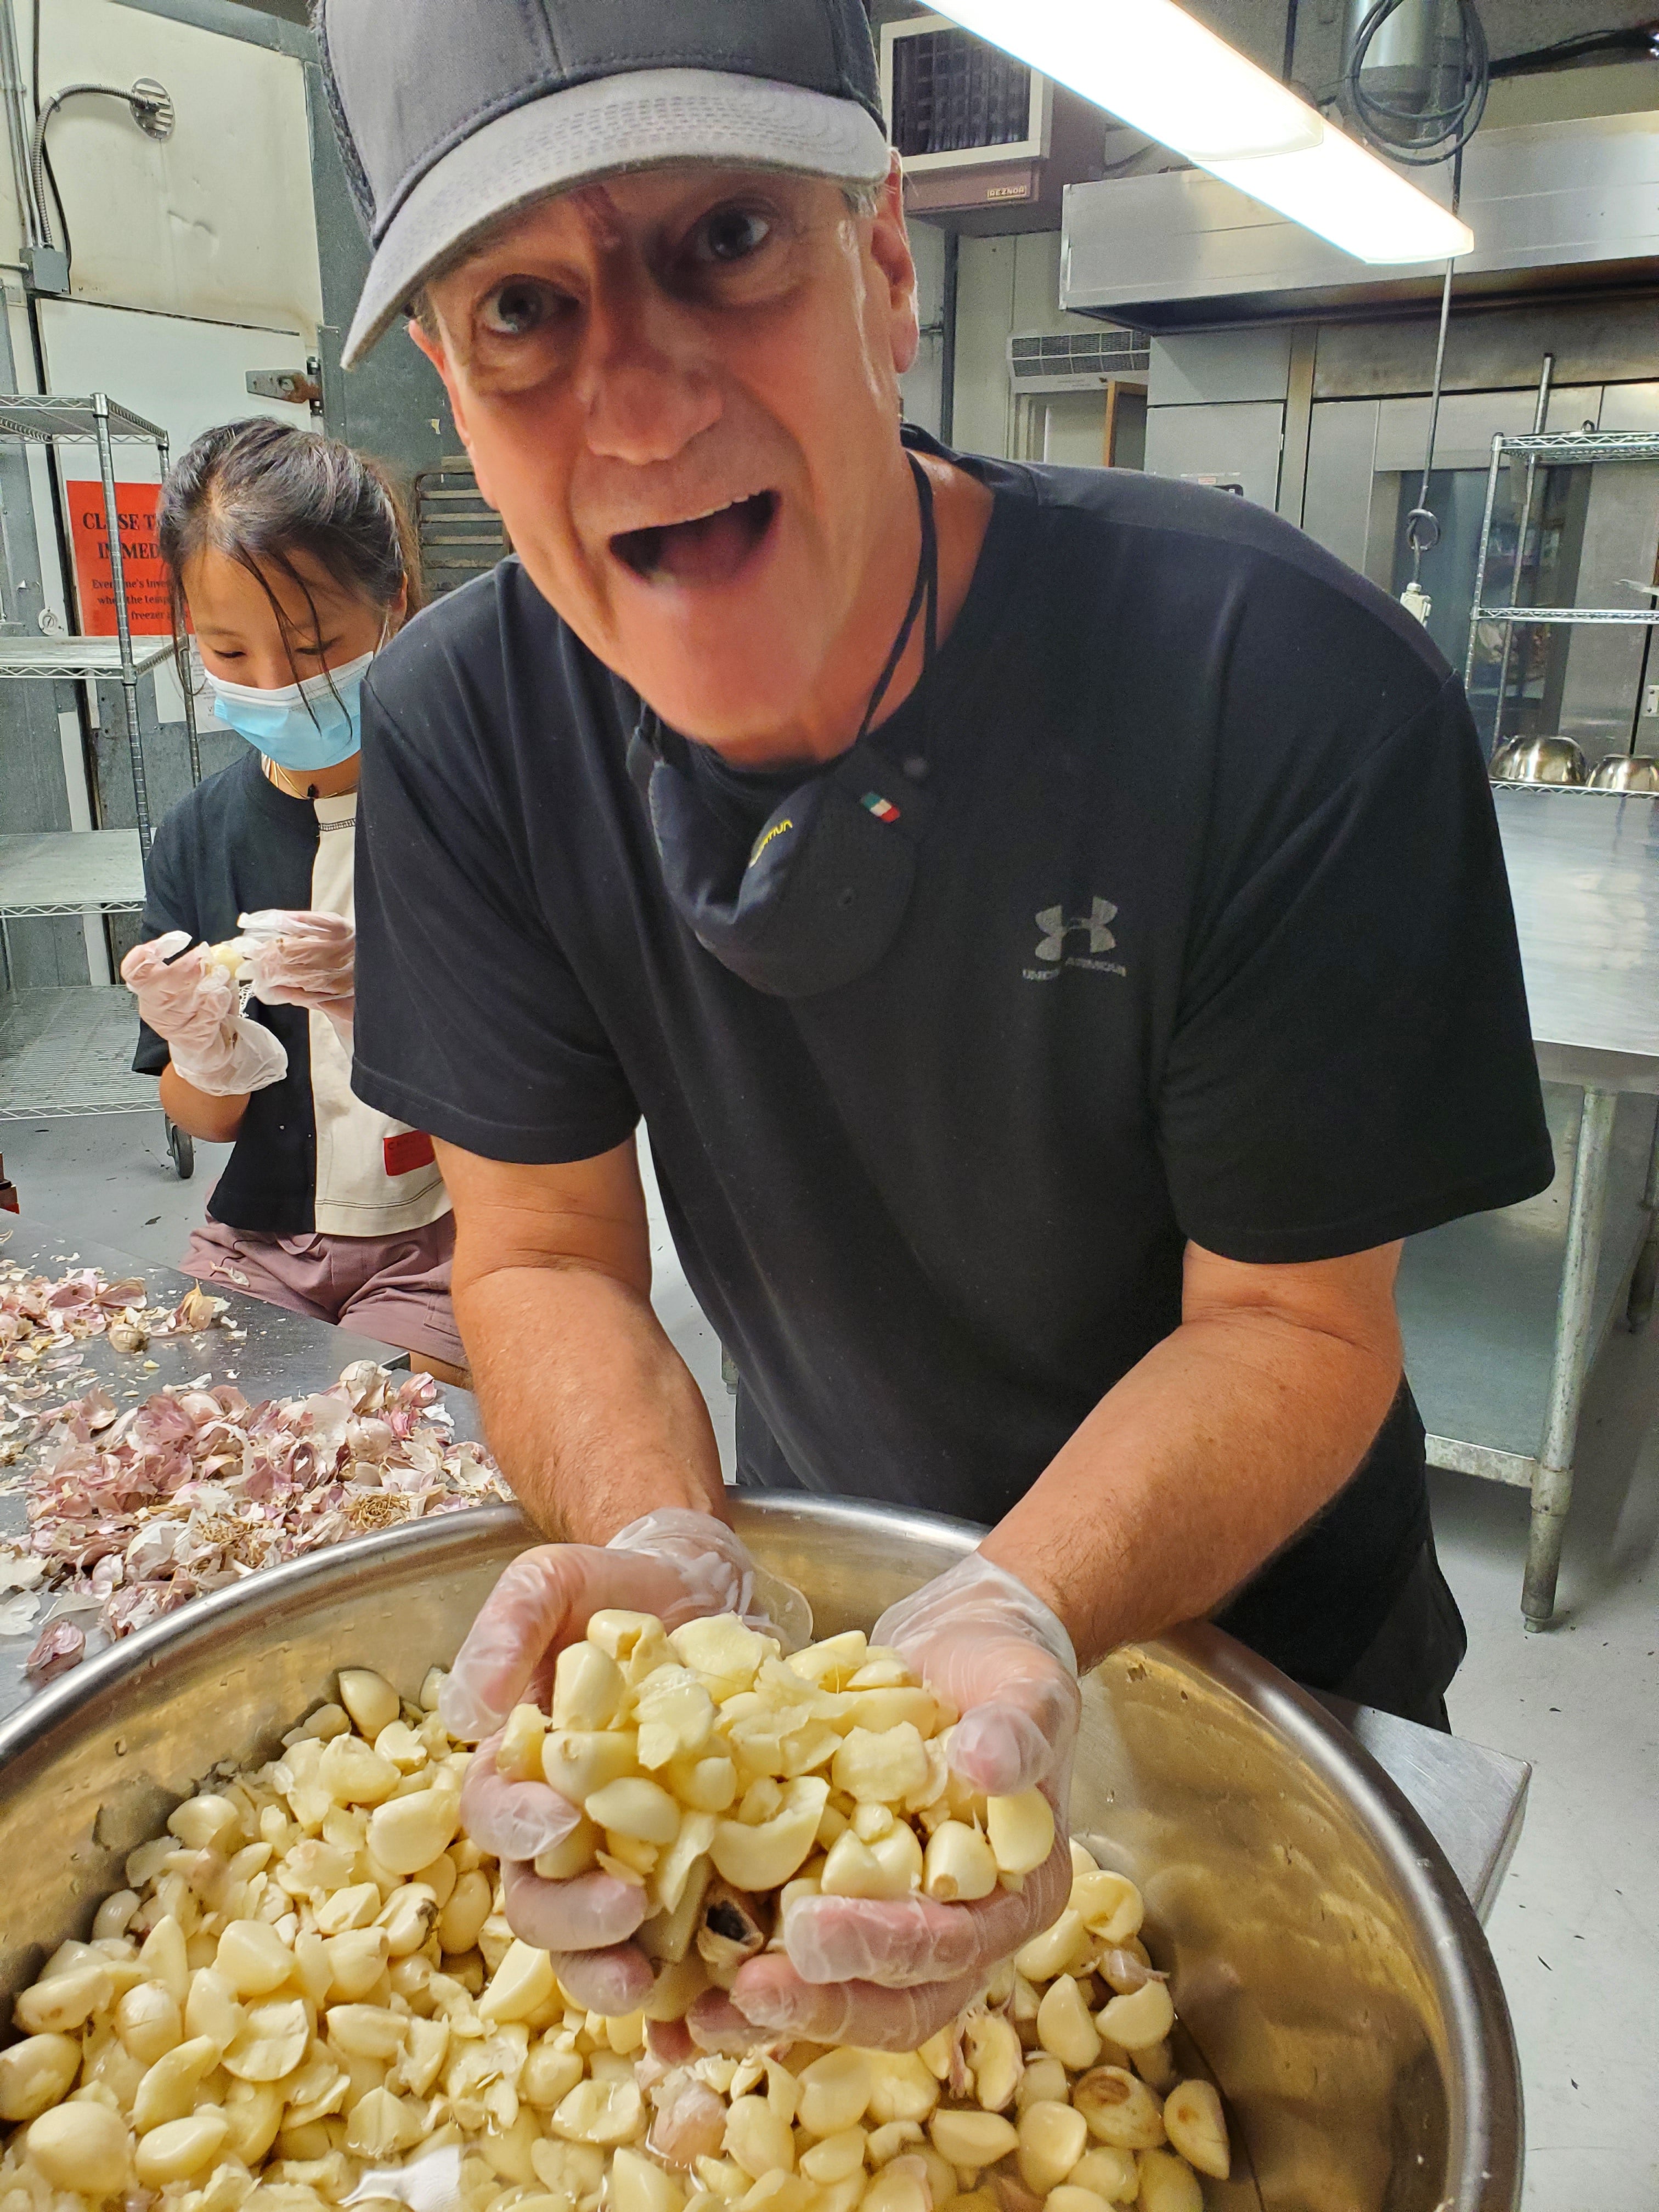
[
  {"xmin": 729, "ymin": 1552, "xmax": 1081, "ymax": 2050},
  {"xmin": 121, "ymin": 933, "xmax": 288, "ymax": 1096},
  {"xmin": 444, "ymin": 1510, "xmax": 811, "ymax": 2016},
  {"xmin": 240, "ymin": 909, "xmax": 356, "ymax": 1047}
]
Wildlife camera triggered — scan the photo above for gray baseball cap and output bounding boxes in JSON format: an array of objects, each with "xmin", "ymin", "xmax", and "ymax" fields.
[{"xmin": 318, "ymin": 0, "xmax": 893, "ymax": 368}]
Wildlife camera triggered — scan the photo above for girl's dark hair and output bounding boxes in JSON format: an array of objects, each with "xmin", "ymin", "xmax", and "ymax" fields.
[{"xmin": 159, "ymin": 417, "xmax": 424, "ymax": 698}]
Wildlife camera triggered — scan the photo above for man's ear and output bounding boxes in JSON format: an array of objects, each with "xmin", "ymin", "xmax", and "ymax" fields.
[
  {"xmin": 408, "ymin": 312, "xmax": 496, "ymax": 509},
  {"xmin": 867, "ymin": 156, "xmax": 919, "ymax": 379}
]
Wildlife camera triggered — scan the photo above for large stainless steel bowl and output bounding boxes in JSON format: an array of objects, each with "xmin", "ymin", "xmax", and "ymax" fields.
[{"xmin": 0, "ymin": 1497, "xmax": 1521, "ymax": 2211}]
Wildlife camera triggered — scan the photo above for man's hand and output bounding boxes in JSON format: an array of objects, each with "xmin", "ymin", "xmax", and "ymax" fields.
[
  {"xmin": 731, "ymin": 1553, "xmax": 1079, "ymax": 2047},
  {"xmin": 444, "ymin": 1510, "xmax": 810, "ymax": 2016}
]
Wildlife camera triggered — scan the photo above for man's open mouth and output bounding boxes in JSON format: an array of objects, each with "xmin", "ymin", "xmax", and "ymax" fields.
[{"xmin": 611, "ymin": 490, "xmax": 779, "ymax": 587}]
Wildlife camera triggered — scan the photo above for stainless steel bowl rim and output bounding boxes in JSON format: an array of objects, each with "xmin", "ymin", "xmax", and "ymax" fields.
[{"xmin": 0, "ymin": 1494, "xmax": 1522, "ymax": 2210}]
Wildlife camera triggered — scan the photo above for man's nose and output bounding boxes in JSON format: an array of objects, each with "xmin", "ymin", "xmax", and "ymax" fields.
[{"xmin": 577, "ymin": 292, "xmax": 722, "ymax": 464}]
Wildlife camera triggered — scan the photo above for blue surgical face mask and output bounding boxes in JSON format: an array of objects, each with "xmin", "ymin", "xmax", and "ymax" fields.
[{"xmin": 204, "ymin": 643, "xmax": 377, "ymax": 772}]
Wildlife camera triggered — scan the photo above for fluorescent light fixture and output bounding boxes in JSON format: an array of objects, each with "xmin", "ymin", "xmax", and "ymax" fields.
[
  {"xmin": 929, "ymin": 0, "xmax": 1474, "ymax": 264},
  {"xmin": 1207, "ymin": 123, "xmax": 1472, "ymax": 264}
]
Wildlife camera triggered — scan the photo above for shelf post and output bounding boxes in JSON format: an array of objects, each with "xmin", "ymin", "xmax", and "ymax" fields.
[
  {"xmin": 156, "ymin": 430, "xmax": 201, "ymax": 786},
  {"xmin": 1465, "ymin": 433, "xmax": 1503, "ymax": 713},
  {"xmin": 1489, "ymin": 356, "xmax": 1554, "ymax": 752},
  {"xmin": 93, "ymin": 393, "xmax": 154, "ymax": 852}
]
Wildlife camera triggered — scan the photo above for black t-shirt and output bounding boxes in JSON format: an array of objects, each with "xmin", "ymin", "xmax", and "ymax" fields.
[
  {"xmin": 351, "ymin": 441, "xmax": 1553, "ymax": 1686},
  {"xmin": 134, "ymin": 751, "xmax": 447, "ymax": 1239}
]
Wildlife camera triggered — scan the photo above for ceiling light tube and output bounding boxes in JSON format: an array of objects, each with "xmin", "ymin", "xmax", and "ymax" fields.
[{"xmin": 930, "ymin": 0, "xmax": 1475, "ymax": 264}]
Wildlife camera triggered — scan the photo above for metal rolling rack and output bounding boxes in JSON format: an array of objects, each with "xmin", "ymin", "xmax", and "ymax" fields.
[
  {"xmin": 1427, "ymin": 419, "xmax": 1659, "ymax": 1628},
  {"xmin": 1464, "ymin": 411, "xmax": 1659, "ymax": 741},
  {"xmin": 0, "ymin": 396, "xmax": 199, "ymax": 1162}
]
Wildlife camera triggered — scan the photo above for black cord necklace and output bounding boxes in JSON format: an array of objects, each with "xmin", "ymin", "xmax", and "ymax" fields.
[{"xmin": 856, "ymin": 454, "xmax": 939, "ymax": 748}]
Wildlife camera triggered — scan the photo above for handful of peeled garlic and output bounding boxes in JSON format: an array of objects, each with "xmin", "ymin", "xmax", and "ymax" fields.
[{"xmin": 492, "ymin": 1614, "xmax": 1056, "ymax": 1987}]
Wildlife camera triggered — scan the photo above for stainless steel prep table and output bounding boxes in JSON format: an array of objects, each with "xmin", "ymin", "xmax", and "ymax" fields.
[
  {"xmin": 1397, "ymin": 785, "xmax": 1659, "ymax": 1628},
  {"xmin": 0, "ymin": 1211, "xmax": 1532, "ymax": 1932},
  {"xmin": 0, "ymin": 1218, "xmax": 484, "ymax": 1713}
]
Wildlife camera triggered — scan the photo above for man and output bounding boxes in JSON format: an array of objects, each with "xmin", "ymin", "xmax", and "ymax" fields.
[{"xmin": 319, "ymin": 0, "xmax": 1552, "ymax": 2045}]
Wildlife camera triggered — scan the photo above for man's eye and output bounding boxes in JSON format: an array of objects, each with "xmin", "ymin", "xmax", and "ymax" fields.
[
  {"xmin": 478, "ymin": 278, "xmax": 564, "ymax": 336},
  {"xmin": 693, "ymin": 208, "xmax": 772, "ymax": 265}
]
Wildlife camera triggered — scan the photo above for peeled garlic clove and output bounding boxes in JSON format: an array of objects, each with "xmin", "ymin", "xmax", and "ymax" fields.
[
  {"xmin": 923, "ymin": 1819, "xmax": 998, "ymax": 1904},
  {"xmin": 709, "ymin": 1778, "xmax": 828, "ymax": 1893},
  {"xmin": 550, "ymin": 2075, "xmax": 646, "ymax": 2146},
  {"xmin": 985, "ymin": 1788, "xmax": 1054, "ymax": 1876},
  {"xmin": 531, "ymin": 1814, "xmax": 601, "ymax": 1885},
  {"xmin": 132, "ymin": 2032, "xmax": 220, "ymax": 2129},
  {"xmin": 1134, "ymin": 2148, "xmax": 1203, "ymax": 2212},
  {"xmin": 586, "ymin": 1775, "xmax": 681, "ymax": 1844},
  {"xmin": 134, "ymin": 2109, "xmax": 230, "ymax": 2186},
  {"xmin": 319, "ymin": 1733, "xmax": 402, "ymax": 1806},
  {"xmin": 215, "ymin": 1917, "xmax": 296, "ymax": 1998},
  {"xmin": 819, "ymin": 1821, "xmax": 923, "ymax": 1900},
  {"xmin": 1036, "ymin": 1974, "xmax": 1102, "ymax": 2071},
  {"xmin": 221, "ymin": 1996, "xmax": 309, "ymax": 2083},
  {"xmin": 964, "ymin": 2011, "xmax": 1023, "ymax": 2113},
  {"xmin": 1071, "ymin": 2067, "xmax": 1166, "ymax": 2151},
  {"xmin": 497, "ymin": 1701, "xmax": 550, "ymax": 1782},
  {"xmin": 1069, "ymin": 1868, "xmax": 1144, "ymax": 1946},
  {"xmin": 325, "ymin": 2001, "xmax": 409, "ymax": 2061},
  {"xmin": 479, "ymin": 1938, "xmax": 560, "ymax": 2023},
  {"xmin": 115, "ymin": 1977, "xmax": 183, "ymax": 2064},
  {"xmin": 1069, "ymin": 2148, "xmax": 1140, "ymax": 2205},
  {"xmin": 0, "ymin": 2034, "xmax": 81, "ymax": 2123},
  {"xmin": 1015, "ymin": 2097, "xmax": 1088, "ymax": 2193},
  {"xmin": 929, "ymin": 2108, "xmax": 1020, "ymax": 2171},
  {"xmin": 831, "ymin": 1723, "xmax": 930, "ymax": 1805},
  {"xmin": 543, "ymin": 1728, "xmax": 641, "ymax": 1803},
  {"xmin": 1095, "ymin": 1977, "xmax": 1174, "ymax": 2052},
  {"xmin": 1014, "ymin": 1909, "xmax": 1088, "ymax": 1983},
  {"xmin": 13, "ymin": 1959, "xmax": 111, "ymax": 2034},
  {"xmin": 723, "ymin": 2093, "xmax": 795, "ymax": 2180},
  {"xmin": 1161, "ymin": 2079, "xmax": 1229, "ymax": 2179},
  {"xmin": 796, "ymin": 2048, "xmax": 873, "ymax": 2137},
  {"xmin": 26, "ymin": 2103, "xmax": 131, "ymax": 2195},
  {"xmin": 337, "ymin": 1667, "xmax": 402, "ymax": 1739},
  {"xmin": 366, "ymin": 1776, "xmax": 462, "ymax": 1875}
]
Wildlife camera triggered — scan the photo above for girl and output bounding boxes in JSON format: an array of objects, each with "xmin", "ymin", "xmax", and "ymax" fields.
[{"xmin": 121, "ymin": 417, "xmax": 466, "ymax": 1384}]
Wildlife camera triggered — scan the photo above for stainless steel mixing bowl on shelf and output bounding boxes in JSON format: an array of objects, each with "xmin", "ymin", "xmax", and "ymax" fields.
[{"xmin": 0, "ymin": 1496, "xmax": 1521, "ymax": 2211}]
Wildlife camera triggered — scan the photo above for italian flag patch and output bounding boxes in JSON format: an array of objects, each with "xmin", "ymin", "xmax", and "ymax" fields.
[{"xmin": 862, "ymin": 792, "xmax": 900, "ymax": 823}]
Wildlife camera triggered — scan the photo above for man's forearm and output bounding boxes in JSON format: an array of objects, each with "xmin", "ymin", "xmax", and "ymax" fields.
[
  {"xmin": 981, "ymin": 1259, "xmax": 1403, "ymax": 1673},
  {"xmin": 455, "ymin": 1260, "xmax": 728, "ymax": 1543}
]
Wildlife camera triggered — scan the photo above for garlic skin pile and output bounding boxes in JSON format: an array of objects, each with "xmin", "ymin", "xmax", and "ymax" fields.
[
  {"xmin": 494, "ymin": 1616, "xmax": 1056, "ymax": 1978},
  {"xmin": 0, "ymin": 1629, "xmax": 1231, "ymax": 2212}
]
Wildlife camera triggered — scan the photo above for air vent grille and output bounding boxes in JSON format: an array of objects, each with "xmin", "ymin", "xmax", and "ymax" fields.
[
  {"xmin": 890, "ymin": 27, "xmax": 1032, "ymax": 156},
  {"xmin": 1007, "ymin": 329, "xmax": 1151, "ymax": 392},
  {"xmin": 414, "ymin": 460, "xmax": 508, "ymax": 596}
]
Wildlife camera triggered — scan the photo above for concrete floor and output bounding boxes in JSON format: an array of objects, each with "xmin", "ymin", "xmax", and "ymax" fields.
[{"xmin": 0, "ymin": 1103, "xmax": 1654, "ymax": 2206}]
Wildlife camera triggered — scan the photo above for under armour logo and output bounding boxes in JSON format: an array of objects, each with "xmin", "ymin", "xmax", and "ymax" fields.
[{"xmin": 1035, "ymin": 898, "xmax": 1118, "ymax": 962}]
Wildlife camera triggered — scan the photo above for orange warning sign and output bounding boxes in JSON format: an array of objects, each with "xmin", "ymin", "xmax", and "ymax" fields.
[{"xmin": 66, "ymin": 481, "xmax": 172, "ymax": 635}]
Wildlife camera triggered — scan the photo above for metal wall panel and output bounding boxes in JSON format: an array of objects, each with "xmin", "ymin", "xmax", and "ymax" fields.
[
  {"xmin": 1303, "ymin": 400, "xmax": 1380, "ymax": 574},
  {"xmin": 1143, "ymin": 399, "xmax": 1284, "ymax": 511}
]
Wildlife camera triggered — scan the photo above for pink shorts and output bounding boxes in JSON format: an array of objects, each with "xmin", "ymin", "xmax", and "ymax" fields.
[{"xmin": 180, "ymin": 1215, "xmax": 465, "ymax": 1369}]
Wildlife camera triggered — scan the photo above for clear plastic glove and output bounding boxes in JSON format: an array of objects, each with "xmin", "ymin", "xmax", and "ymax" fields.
[
  {"xmin": 729, "ymin": 1551, "xmax": 1081, "ymax": 2049},
  {"xmin": 240, "ymin": 909, "xmax": 356, "ymax": 1050},
  {"xmin": 121, "ymin": 933, "xmax": 288, "ymax": 1096},
  {"xmin": 445, "ymin": 1509, "xmax": 811, "ymax": 2015}
]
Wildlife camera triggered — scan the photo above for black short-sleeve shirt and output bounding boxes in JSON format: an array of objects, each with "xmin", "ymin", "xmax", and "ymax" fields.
[{"xmin": 352, "ymin": 438, "xmax": 1552, "ymax": 1687}]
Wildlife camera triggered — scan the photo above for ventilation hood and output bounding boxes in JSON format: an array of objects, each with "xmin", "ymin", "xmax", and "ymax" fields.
[{"xmin": 1060, "ymin": 111, "xmax": 1659, "ymax": 328}]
